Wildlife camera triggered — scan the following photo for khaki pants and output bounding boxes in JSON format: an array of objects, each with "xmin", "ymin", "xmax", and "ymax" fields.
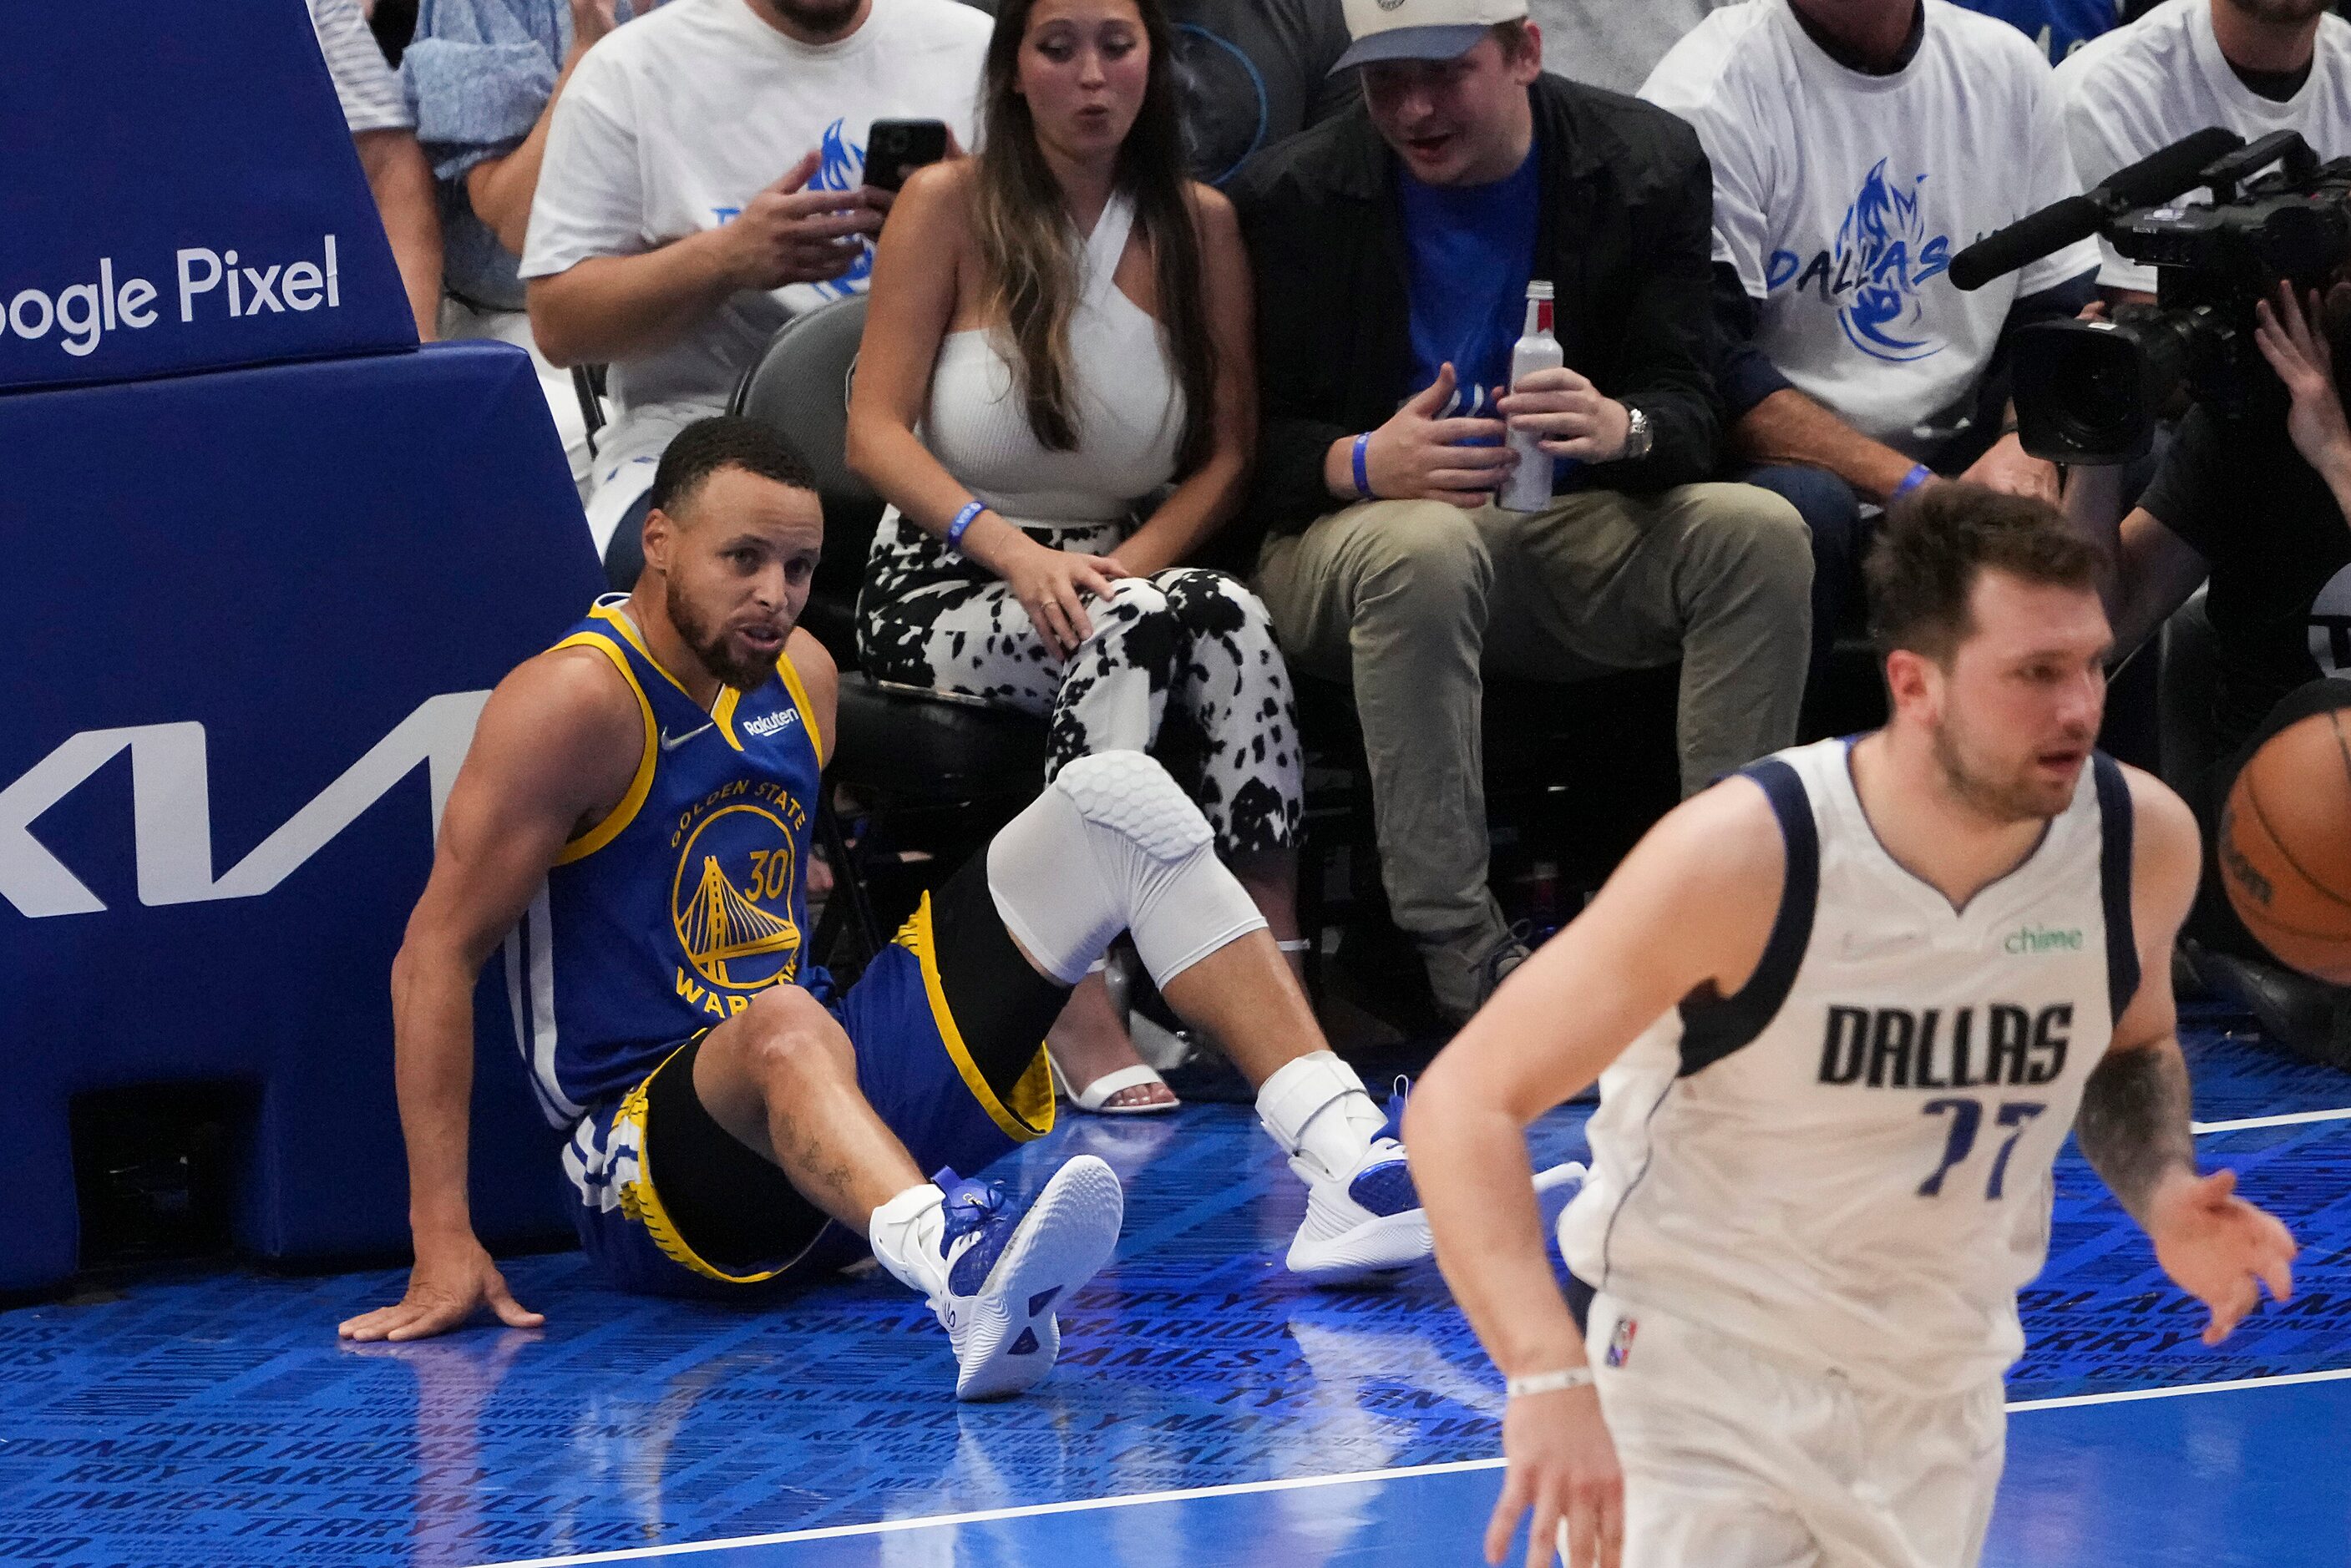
[{"xmin": 1254, "ymin": 485, "xmax": 1810, "ymax": 988}]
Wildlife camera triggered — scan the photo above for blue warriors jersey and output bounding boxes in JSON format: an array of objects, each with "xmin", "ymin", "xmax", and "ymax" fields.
[{"xmin": 502, "ymin": 598, "xmax": 828, "ymax": 1123}]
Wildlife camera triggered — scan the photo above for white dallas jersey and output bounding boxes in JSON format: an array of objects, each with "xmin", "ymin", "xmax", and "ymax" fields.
[{"xmin": 1558, "ymin": 737, "xmax": 2138, "ymax": 1397}]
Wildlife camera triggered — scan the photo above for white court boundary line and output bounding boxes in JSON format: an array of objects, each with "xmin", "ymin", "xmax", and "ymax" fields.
[
  {"xmin": 474, "ymin": 1367, "xmax": 2351, "ymax": 1568},
  {"xmin": 2006, "ymin": 1364, "xmax": 2351, "ymax": 1412},
  {"xmin": 2191, "ymin": 1106, "xmax": 2351, "ymax": 1135}
]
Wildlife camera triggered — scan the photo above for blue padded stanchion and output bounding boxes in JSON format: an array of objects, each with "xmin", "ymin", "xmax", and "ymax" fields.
[
  {"xmin": 0, "ymin": 0, "xmax": 416, "ymax": 392},
  {"xmin": 0, "ymin": 0, "xmax": 600, "ymax": 1295},
  {"xmin": 1, "ymin": 345, "xmax": 602, "ymax": 1292}
]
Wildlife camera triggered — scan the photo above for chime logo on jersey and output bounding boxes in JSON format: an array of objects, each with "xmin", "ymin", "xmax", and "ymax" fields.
[
  {"xmin": 1765, "ymin": 159, "xmax": 1953, "ymax": 365},
  {"xmin": 2002, "ymin": 924, "xmax": 2083, "ymax": 954},
  {"xmin": 1604, "ymin": 1316, "xmax": 1638, "ymax": 1368},
  {"xmin": 669, "ymin": 799, "xmax": 801, "ymax": 993}
]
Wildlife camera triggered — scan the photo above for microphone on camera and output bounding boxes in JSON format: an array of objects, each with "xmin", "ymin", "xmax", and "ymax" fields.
[
  {"xmin": 1948, "ymin": 126, "xmax": 2247, "ymax": 291},
  {"xmin": 2100, "ymin": 124, "xmax": 2247, "ymax": 207},
  {"xmin": 1948, "ymin": 196, "xmax": 2106, "ymax": 292}
]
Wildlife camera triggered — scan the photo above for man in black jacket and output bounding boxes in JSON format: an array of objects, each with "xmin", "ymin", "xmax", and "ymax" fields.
[{"xmin": 1229, "ymin": 0, "xmax": 1810, "ymax": 1022}]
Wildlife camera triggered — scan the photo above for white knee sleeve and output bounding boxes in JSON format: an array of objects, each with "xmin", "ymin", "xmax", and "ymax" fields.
[{"xmin": 985, "ymin": 752, "xmax": 1267, "ymax": 988}]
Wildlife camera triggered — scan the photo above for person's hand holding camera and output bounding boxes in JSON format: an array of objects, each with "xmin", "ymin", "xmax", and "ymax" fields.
[
  {"xmin": 1959, "ymin": 427, "xmax": 2060, "ymax": 505},
  {"xmin": 2254, "ymin": 281, "xmax": 2351, "ymax": 499}
]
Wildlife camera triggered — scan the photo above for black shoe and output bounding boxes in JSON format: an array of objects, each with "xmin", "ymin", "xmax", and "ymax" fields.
[{"xmin": 2184, "ymin": 941, "xmax": 2351, "ymax": 1071}]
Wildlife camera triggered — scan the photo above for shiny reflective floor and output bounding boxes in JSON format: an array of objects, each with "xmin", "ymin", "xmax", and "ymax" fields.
[{"xmin": 3, "ymin": 1005, "xmax": 2348, "ymax": 1568}]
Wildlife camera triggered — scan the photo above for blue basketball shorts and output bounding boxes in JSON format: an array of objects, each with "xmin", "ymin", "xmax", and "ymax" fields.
[{"xmin": 560, "ymin": 883, "xmax": 1061, "ymax": 1300}]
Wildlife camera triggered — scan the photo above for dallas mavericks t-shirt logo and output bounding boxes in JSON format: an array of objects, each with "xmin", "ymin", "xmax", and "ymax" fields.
[
  {"xmin": 1766, "ymin": 159, "xmax": 1953, "ymax": 364},
  {"xmin": 810, "ymin": 119, "xmax": 877, "ymax": 301},
  {"xmin": 707, "ymin": 119, "xmax": 875, "ymax": 305}
]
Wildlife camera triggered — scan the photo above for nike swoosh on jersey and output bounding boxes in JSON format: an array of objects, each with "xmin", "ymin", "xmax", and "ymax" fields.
[
  {"xmin": 1840, "ymin": 929, "xmax": 1925, "ymax": 959},
  {"xmin": 659, "ymin": 722, "xmax": 714, "ymax": 751}
]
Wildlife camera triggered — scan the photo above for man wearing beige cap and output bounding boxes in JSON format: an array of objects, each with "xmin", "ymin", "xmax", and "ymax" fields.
[{"xmin": 1228, "ymin": 0, "xmax": 1810, "ymax": 1025}]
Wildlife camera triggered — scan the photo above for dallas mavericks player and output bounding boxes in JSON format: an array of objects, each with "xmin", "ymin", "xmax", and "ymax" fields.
[
  {"xmin": 339, "ymin": 417, "xmax": 1477, "ymax": 1400},
  {"xmin": 1407, "ymin": 488, "xmax": 2298, "ymax": 1565}
]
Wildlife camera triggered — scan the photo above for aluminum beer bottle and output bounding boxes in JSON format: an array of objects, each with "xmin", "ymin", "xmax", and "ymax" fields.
[{"xmin": 1501, "ymin": 280, "xmax": 1564, "ymax": 513}]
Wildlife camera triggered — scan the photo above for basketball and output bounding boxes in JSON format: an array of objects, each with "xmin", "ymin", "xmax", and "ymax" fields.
[{"xmin": 2220, "ymin": 708, "xmax": 2351, "ymax": 984}]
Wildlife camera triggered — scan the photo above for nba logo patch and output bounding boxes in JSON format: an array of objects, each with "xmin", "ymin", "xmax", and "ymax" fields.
[{"xmin": 1605, "ymin": 1317, "xmax": 1638, "ymax": 1368}]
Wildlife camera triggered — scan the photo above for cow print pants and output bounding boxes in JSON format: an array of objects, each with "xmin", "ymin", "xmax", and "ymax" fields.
[{"xmin": 858, "ymin": 515, "xmax": 1303, "ymax": 858}]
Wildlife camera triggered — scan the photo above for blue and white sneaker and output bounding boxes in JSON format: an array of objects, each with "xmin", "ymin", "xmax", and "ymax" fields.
[
  {"xmin": 1284, "ymin": 1084, "xmax": 1587, "ymax": 1284},
  {"xmin": 1285, "ymin": 1080, "xmax": 1427, "ymax": 1282},
  {"xmin": 929, "ymin": 1156, "xmax": 1123, "ymax": 1402},
  {"xmin": 1286, "ymin": 1135, "xmax": 1432, "ymax": 1282}
]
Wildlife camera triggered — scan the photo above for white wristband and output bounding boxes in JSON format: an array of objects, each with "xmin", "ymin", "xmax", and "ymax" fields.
[{"xmin": 1504, "ymin": 1367, "xmax": 1594, "ymax": 1399}]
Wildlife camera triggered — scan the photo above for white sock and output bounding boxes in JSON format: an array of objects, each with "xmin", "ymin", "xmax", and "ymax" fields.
[
  {"xmin": 1254, "ymin": 1050, "xmax": 1392, "ymax": 1184},
  {"xmin": 867, "ymin": 1183, "xmax": 949, "ymax": 1298}
]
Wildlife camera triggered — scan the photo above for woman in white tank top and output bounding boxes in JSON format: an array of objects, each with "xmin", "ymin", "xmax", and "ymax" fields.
[{"xmin": 849, "ymin": 0, "xmax": 1302, "ymax": 1110}]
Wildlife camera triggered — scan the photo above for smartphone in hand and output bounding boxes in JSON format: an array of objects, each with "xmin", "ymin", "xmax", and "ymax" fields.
[{"xmin": 864, "ymin": 119, "xmax": 950, "ymax": 193}]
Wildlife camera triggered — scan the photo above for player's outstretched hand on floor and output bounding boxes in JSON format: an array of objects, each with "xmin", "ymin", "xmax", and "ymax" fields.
[
  {"xmin": 2146, "ymin": 1166, "xmax": 2297, "ymax": 1345},
  {"xmin": 1486, "ymin": 1383, "xmax": 1623, "ymax": 1568},
  {"xmin": 337, "ymin": 1232, "xmax": 545, "ymax": 1343}
]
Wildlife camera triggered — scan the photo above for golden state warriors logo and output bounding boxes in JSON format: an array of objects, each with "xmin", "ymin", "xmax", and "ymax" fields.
[{"xmin": 670, "ymin": 795, "xmax": 803, "ymax": 1002}]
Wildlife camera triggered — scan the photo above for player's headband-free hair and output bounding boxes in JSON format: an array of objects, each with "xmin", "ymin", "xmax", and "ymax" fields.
[
  {"xmin": 1865, "ymin": 483, "xmax": 2105, "ymax": 660},
  {"xmin": 649, "ymin": 415, "xmax": 818, "ymax": 517}
]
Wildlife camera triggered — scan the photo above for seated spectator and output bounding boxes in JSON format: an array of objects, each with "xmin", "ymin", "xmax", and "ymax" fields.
[
  {"xmin": 849, "ymin": 0, "xmax": 1298, "ymax": 1111},
  {"xmin": 1230, "ymin": 0, "xmax": 1811, "ymax": 1024},
  {"xmin": 521, "ymin": 0, "xmax": 991, "ymax": 576},
  {"xmin": 2059, "ymin": 0, "xmax": 2351, "ymax": 302},
  {"xmin": 2065, "ymin": 281, "xmax": 2351, "ymax": 1055},
  {"xmin": 1528, "ymin": 0, "xmax": 1736, "ymax": 95},
  {"xmin": 1952, "ymin": 0, "xmax": 2118, "ymax": 63},
  {"xmin": 1642, "ymin": 0, "xmax": 2100, "ymax": 696},
  {"xmin": 307, "ymin": 0, "xmax": 444, "ymax": 339},
  {"xmin": 405, "ymin": 0, "xmax": 654, "ymax": 496},
  {"xmin": 1166, "ymin": 0, "xmax": 1359, "ymax": 184}
]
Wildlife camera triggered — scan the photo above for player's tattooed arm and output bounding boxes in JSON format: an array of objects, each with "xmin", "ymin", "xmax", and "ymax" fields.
[{"xmin": 2075, "ymin": 1039, "xmax": 2197, "ymax": 1226}]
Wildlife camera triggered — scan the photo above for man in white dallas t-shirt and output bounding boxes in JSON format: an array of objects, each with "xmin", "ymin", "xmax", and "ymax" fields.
[
  {"xmin": 1640, "ymin": 0, "xmax": 2100, "ymax": 675},
  {"xmin": 522, "ymin": 0, "xmax": 989, "ymax": 569},
  {"xmin": 2058, "ymin": 0, "xmax": 2351, "ymax": 301}
]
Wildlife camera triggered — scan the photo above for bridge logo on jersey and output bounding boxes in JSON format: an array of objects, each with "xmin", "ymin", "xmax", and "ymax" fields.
[
  {"xmin": 1819, "ymin": 1004, "xmax": 2070, "ymax": 1090},
  {"xmin": 669, "ymin": 797, "xmax": 802, "ymax": 997}
]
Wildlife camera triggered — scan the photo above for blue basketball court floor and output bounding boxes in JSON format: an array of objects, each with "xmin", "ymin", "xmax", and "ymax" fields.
[{"xmin": 4, "ymin": 1002, "xmax": 2349, "ymax": 1568}]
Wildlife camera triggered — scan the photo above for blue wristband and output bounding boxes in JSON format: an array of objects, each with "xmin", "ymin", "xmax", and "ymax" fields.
[
  {"xmin": 1351, "ymin": 432, "xmax": 1374, "ymax": 499},
  {"xmin": 1892, "ymin": 463, "xmax": 1933, "ymax": 502},
  {"xmin": 945, "ymin": 499, "xmax": 985, "ymax": 551}
]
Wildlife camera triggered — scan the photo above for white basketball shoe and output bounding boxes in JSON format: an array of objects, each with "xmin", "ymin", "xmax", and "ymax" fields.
[
  {"xmin": 925, "ymin": 1156, "xmax": 1124, "ymax": 1402},
  {"xmin": 1284, "ymin": 1083, "xmax": 1586, "ymax": 1283}
]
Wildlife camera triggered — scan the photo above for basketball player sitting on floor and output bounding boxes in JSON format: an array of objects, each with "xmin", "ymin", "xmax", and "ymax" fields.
[
  {"xmin": 1406, "ymin": 486, "xmax": 2298, "ymax": 1566},
  {"xmin": 339, "ymin": 417, "xmax": 1577, "ymax": 1400}
]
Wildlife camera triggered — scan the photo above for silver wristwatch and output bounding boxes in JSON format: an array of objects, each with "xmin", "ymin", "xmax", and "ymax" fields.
[{"xmin": 1620, "ymin": 404, "xmax": 1654, "ymax": 462}]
